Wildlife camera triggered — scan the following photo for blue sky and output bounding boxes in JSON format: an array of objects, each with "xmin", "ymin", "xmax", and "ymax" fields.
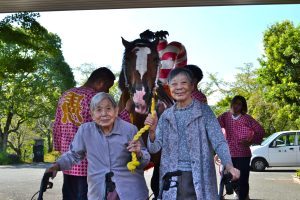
[{"xmin": 1, "ymin": 4, "xmax": 300, "ymax": 89}]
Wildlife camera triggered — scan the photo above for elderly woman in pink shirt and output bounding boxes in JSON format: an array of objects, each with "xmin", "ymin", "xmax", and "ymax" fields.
[{"xmin": 218, "ymin": 95, "xmax": 265, "ymax": 200}]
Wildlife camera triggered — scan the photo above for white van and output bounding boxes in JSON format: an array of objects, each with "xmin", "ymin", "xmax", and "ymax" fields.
[{"xmin": 250, "ymin": 131, "xmax": 300, "ymax": 171}]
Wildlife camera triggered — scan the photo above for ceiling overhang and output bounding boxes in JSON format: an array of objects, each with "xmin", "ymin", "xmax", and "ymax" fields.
[{"xmin": 0, "ymin": 0, "xmax": 300, "ymax": 13}]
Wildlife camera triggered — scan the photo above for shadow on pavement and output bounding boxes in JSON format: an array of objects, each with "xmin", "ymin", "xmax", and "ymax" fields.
[
  {"xmin": 247, "ymin": 199, "xmax": 264, "ymax": 200},
  {"xmin": 0, "ymin": 162, "xmax": 52, "ymax": 169},
  {"xmin": 256, "ymin": 169, "xmax": 297, "ymax": 173}
]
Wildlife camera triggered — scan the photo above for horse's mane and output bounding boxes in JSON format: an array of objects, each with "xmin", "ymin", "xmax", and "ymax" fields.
[
  {"xmin": 119, "ymin": 39, "xmax": 157, "ymax": 91},
  {"xmin": 124, "ymin": 39, "xmax": 154, "ymax": 52}
]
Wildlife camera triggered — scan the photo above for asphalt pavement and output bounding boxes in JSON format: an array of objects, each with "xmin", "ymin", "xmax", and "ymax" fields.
[
  {"xmin": 220, "ymin": 167, "xmax": 300, "ymax": 200},
  {"xmin": 0, "ymin": 163, "xmax": 299, "ymax": 200},
  {"xmin": 0, "ymin": 163, "xmax": 153, "ymax": 200}
]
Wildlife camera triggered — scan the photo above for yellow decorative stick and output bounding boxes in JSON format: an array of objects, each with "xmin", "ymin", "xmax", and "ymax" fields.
[{"xmin": 127, "ymin": 97, "xmax": 156, "ymax": 173}]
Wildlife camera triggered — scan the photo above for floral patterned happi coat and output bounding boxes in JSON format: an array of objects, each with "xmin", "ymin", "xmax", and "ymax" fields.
[{"xmin": 148, "ymin": 100, "xmax": 232, "ymax": 200}]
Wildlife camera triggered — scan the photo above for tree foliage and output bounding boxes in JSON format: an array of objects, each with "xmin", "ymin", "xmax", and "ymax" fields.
[
  {"xmin": 258, "ymin": 20, "xmax": 300, "ymax": 130},
  {"xmin": 210, "ymin": 64, "xmax": 259, "ymax": 114},
  {"xmin": 73, "ymin": 63, "xmax": 98, "ymax": 85},
  {"xmin": 211, "ymin": 62, "xmax": 300, "ymax": 136},
  {"xmin": 0, "ymin": 12, "xmax": 75, "ymax": 153},
  {"xmin": 209, "ymin": 20, "xmax": 300, "ymax": 135},
  {"xmin": 258, "ymin": 20, "xmax": 300, "ymax": 105},
  {"xmin": 0, "ymin": 12, "xmax": 65, "ymax": 77}
]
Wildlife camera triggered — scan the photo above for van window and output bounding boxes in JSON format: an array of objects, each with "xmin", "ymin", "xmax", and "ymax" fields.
[
  {"xmin": 262, "ymin": 133, "xmax": 278, "ymax": 146},
  {"xmin": 272, "ymin": 133, "xmax": 296, "ymax": 147},
  {"xmin": 298, "ymin": 133, "xmax": 300, "ymax": 146}
]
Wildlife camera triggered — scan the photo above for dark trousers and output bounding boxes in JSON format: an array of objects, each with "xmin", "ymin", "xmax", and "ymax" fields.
[
  {"xmin": 151, "ymin": 165, "xmax": 160, "ymax": 198},
  {"xmin": 232, "ymin": 157, "xmax": 251, "ymax": 200},
  {"xmin": 176, "ymin": 171, "xmax": 197, "ymax": 200},
  {"xmin": 62, "ymin": 174, "xmax": 88, "ymax": 200}
]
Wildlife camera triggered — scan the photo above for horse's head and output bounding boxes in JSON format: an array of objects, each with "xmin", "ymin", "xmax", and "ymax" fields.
[{"xmin": 120, "ymin": 37, "xmax": 160, "ymax": 114}]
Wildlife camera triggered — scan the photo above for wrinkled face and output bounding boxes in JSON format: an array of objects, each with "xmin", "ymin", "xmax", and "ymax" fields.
[
  {"xmin": 122, "ymin": 38, "xmax": 159, "ymax": 114},
  {"xmin": 91, "ymin": 98, "xmax": 119, "ymax": 130},
  {"xmin": 169, "ymin": 73, "xmax": 193, "ymax": 103}
]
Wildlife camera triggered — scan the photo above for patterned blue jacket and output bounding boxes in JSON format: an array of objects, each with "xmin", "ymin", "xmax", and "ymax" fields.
[{"xmin": 148, "ymin": 100, "xmax": 232, "ymax": 200}]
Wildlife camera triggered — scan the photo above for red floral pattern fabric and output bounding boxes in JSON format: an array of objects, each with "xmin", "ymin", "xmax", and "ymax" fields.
[
  {"xmin": 191, "ymin": 90, "xmax": 208, "ymax": 104},
  {"xmin": 53, "ymin": 87, "xmax": 96, "ymax": 176},
  {"xmin": 53, "ymin": 87, "xmax": 131, "ymax": 176},
  {"xmin": 218, "ymin": 111, "xmax": 265, "ymax": 157}
]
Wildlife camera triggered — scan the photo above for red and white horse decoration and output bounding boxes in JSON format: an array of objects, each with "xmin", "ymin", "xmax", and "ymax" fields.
[{"xmin": 157, "ymin": 39, "xmax": 187, "ymax": 84}]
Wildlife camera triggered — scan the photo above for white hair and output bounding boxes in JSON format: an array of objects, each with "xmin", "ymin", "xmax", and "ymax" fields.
[
  {"xmin": 90, "ymin": 92, "xmax": 117, "ymax": 111},
  {"xmin": 167, "ymin": 68, "xmax": 193, "ymax": 84}
]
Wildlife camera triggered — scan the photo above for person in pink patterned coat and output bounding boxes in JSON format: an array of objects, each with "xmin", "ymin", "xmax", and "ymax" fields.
[
  {"xmin": 185, "ymin": 65, "xmax": 208, "ymax": 104},
  {"xmin": 53, "ymin": 67, "xmax": 131, "ymax": 200},
  {"xmin": 218, "ymin": 95, "xmax": 265, "ymax": 200}
]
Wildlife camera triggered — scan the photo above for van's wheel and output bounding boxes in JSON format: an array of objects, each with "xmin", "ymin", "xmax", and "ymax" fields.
[{"xmin": 251, "ymin": 158, "xmax": 267, "ymax": 172}]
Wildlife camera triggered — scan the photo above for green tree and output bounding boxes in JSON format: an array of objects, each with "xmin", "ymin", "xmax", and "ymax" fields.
[
  {"xmin": 208, "ymin": 63, "xmax": 258, "ymax": 114},
  {"xmin": 34, "ymin": 116, "xmax": 53, "ymax": 153},
  {"xmin": 0, "ymin": 12, "xmax": 75, "ymax": 153},
  {"xmin": 209, "ymin": 64, "xmax": 278, "ymax": 135},
  {"xmin": 230, "ymin": 63, "xmax": 259, "ymax": 99},
  {"xmin": 7, "ymin": 120, "xmax": 37, "ymax": 159},
  {"xmin": 109, "ymin": 81, "xmax": 121, "ymax": 103},
  {"xmin": 0, "ymin": 12, "xmax": 65, "ymax": 77},
  {"xmin": 258, "ymin": 20, "xmax": 300, "ymax": 129},
  {"xmin": 73, "ymin": 63, "xmax": 98, "ymax": 85},
  {"xmin": 210, "ymin": 62, "xmax": 298, "ymax": 135}
]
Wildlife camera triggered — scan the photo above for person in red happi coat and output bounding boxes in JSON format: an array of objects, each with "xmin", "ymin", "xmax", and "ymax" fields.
[
  {"xmin": 218, "ymin": 95, "xmax": 265, "ymax": 200},
  {"xmin": 53, "ymin": 67, "xmax": 131, "ymax": 200},
  {"xmin": 185, "ymin": 64, "xmax": 208, "ymax": 104}
]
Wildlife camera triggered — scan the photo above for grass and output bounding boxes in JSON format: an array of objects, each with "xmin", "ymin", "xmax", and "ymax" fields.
[
  {"xmin": 0, "ymin": 152, "xmax": 21, "ymax": 165},
  {"xmin": 44, "ymin": 151, "xmax": 60, "ymax": 163},
  {"xmin": 296, "ymin": 169, "xmax": 300, "ymax": 178},
  {"xmin": 1, "ymin": 150, "xmax": 61, "ymax": 165}
]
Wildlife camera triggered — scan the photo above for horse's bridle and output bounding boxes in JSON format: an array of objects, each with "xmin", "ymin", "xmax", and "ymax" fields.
[
  {"xmin": 123, "ymin": 62, "xmax": 159, "ymax": 111},
  {"xmin": 122, "ymin": 42, "xmax": 160, "ymax": 97},
  {"xmin": 123, "ymin": 64, "xmax": 130, "ymax": 90}
]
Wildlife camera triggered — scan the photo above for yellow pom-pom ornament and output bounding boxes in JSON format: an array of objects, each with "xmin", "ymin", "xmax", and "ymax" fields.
[{"xmin": 127, "ymin": 97, "xmax": 155, "ymax": 173}]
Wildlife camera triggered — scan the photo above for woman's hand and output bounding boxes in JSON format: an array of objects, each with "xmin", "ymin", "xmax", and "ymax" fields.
[
  {"xmin": 214, "ymin": 154, "xmax": 221, "ymax": 166},
  {"xmin": 225, "ymin": 164, "xmax": 240, "ymax": 181},
  {"xmin": 144, "ymin": 112, "xmax": 158, "ymax": 142},
  {"xmin": 127, "ymin": 140, "xmax": 142, "ymax": 158},
  {"xmin": 45, "ymin": 163, "xmax": 60, "ymax": 179},
  {"xmin": 144, "ymin": 112, "xmax": 158, "ymax": 132}
]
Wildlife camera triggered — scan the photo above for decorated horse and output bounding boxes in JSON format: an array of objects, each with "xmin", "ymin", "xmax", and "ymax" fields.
[
  {"xmin": 118, "ymin": 30, "xmax": 187, "ymax": 198},
  {"xmin": 119, "ymin": 29, "xmax": 187, "ymax": 117}
]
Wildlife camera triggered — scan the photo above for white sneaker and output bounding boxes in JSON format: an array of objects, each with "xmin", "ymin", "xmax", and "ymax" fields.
[
  {"xmin": 233, "ymin": 193, "xmax": 250, "ymax": 200},
  {"xmin": 233, "ymin": 192, "xmax": 239, "ymax": 200}
]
